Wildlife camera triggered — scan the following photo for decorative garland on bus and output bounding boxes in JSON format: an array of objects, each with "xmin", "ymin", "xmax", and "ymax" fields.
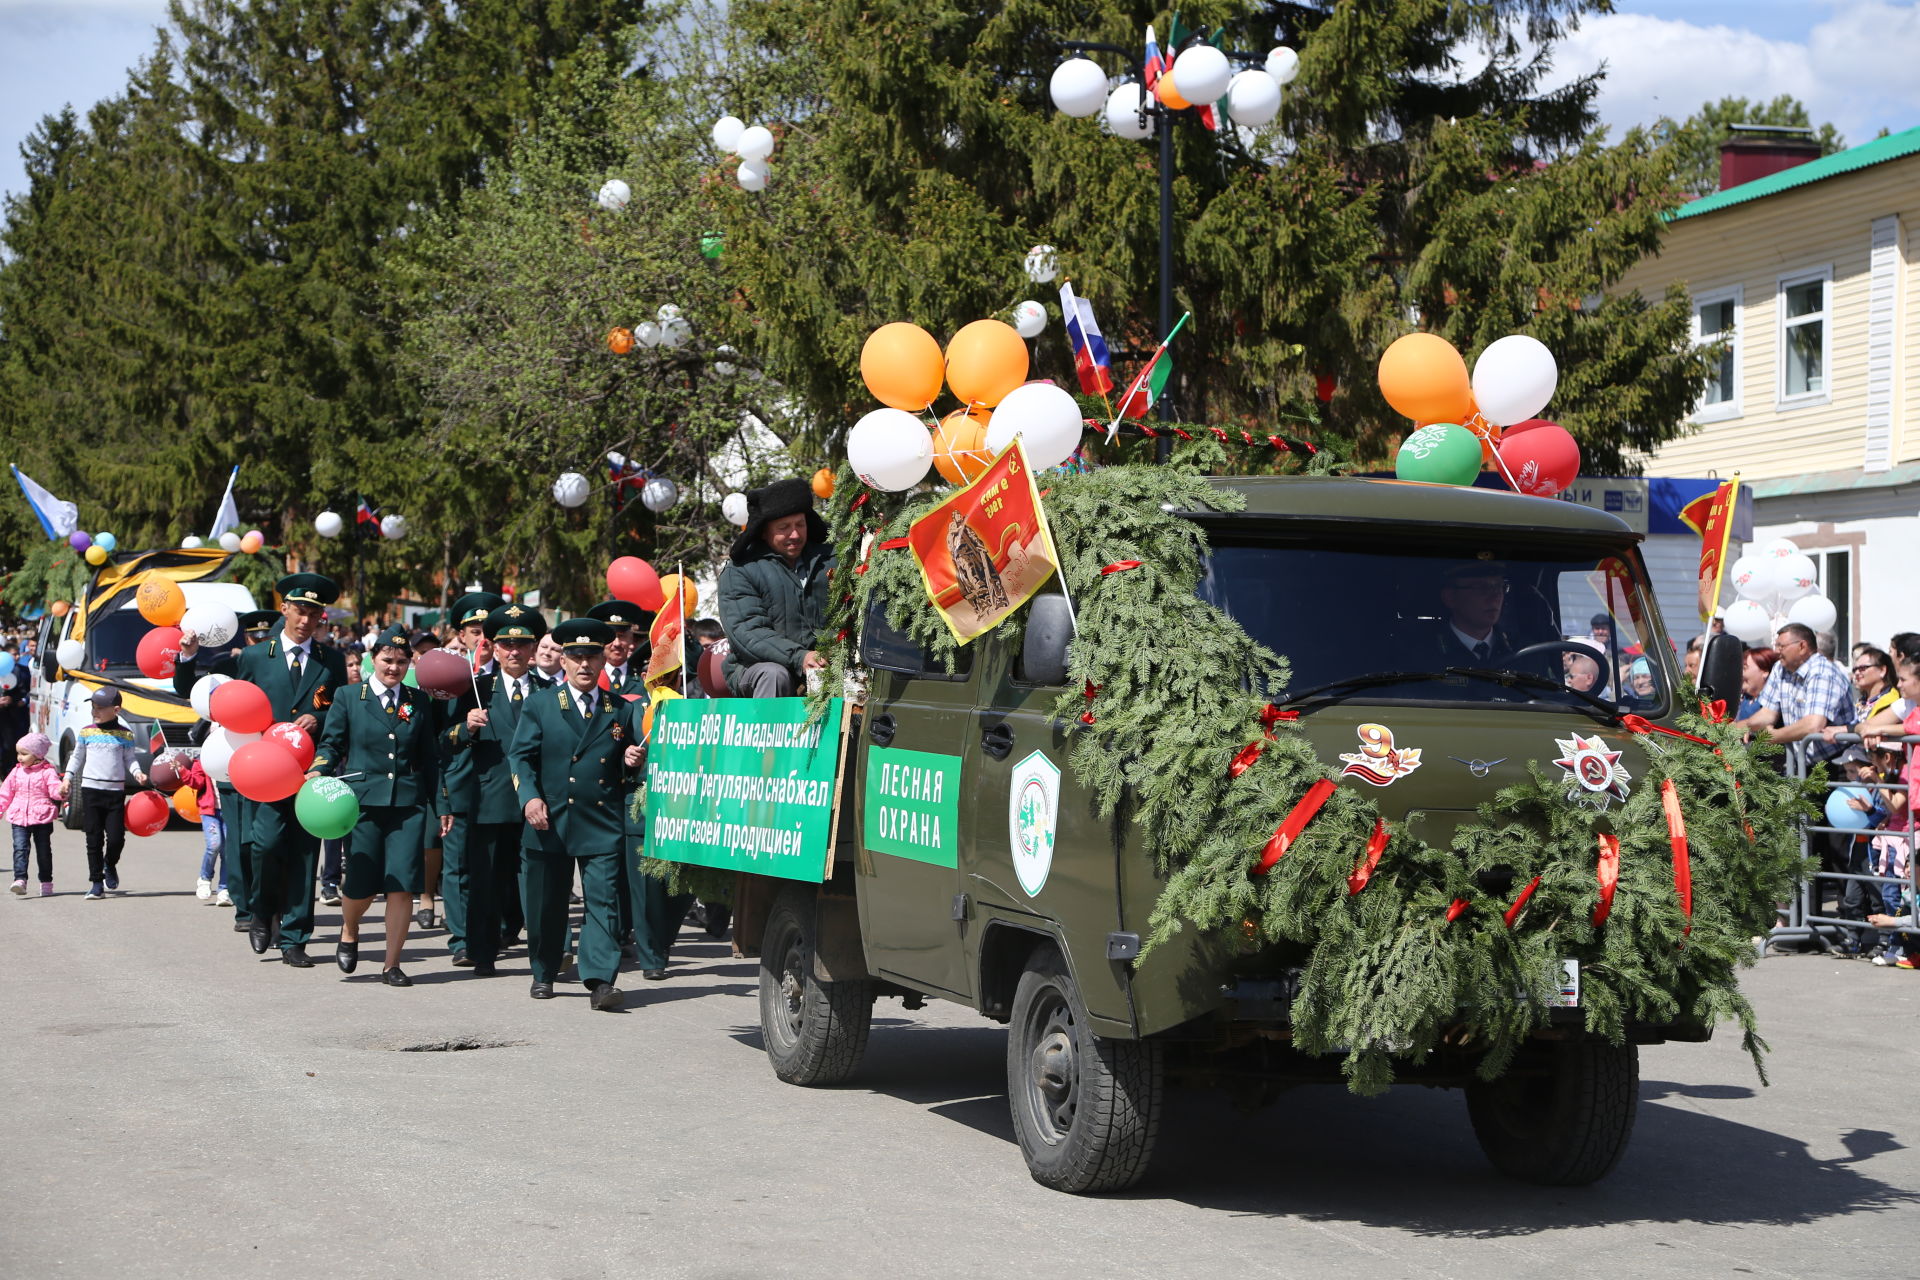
[{"xmin": 818, "ymin": 446, "xmax": 1814, "ymax": 1096}]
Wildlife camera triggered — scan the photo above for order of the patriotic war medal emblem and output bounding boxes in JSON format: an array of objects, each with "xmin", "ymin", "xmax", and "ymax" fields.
[{"xmin": 1552, "ymin": 732, "xmax": 1631, "ymax": 809}]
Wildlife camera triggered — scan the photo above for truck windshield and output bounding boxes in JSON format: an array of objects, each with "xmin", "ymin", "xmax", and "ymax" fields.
[
  {"xmin": 84, "ymin": 607, "xmax": 241, "ymax": 675},
  {"xmin": 1198, "ymin": 537, "xmax": 1669, "ymax": 715}
]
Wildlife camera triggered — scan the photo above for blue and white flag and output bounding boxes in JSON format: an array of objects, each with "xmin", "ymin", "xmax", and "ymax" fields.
[
  {"xmin": 10, "ymin": 465, "xmax": 79, "ymax": 539},
  {"xmin": 207, "ymin": 466, "xmax": 240, "ymax": 540}
]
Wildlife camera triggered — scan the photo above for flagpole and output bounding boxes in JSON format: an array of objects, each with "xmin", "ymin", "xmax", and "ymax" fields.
[
  {"xmin": 677, "ymin": 561, "xmax": 688, "ymax": 698},
  {"xmin": 207, "ymin": 465, "xmax": 239, "ymax": 540},
  {"xmin": 1107, "ymin": 311, "xmax": 1190, "ymax": 442}
]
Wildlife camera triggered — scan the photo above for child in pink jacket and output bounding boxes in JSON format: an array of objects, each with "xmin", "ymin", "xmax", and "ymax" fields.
[{"xmin": 6, "ymin": 732, "xmax": 61, "ymax": 896}]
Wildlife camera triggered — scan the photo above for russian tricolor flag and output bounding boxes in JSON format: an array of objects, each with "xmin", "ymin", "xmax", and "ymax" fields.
[{"xmin": 1058, "ymin": 281, "xmax": 1114, "ymax": 397}]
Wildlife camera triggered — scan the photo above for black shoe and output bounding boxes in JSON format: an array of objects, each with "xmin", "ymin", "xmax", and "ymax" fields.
[
  {"xmin": 281, "ymin": 945, "xmax": 315, "ymax": 969},
  {"xmin": 620, "ymin": 942, "xmax": 639, "ymax": 962},
  {"xmin": 381, "ymin": 967, "xmax": 412, "ymax": 987},
  {"xmin": 233, "ymin": 920, "xmax": 251, "ymax": 934},
  {"xmin": 703, "ymin": 905, "xmax": 731, "ymax": 940},
  {"xmin": 248, "ymin": 918, "xmax": 271, "ymax": 954},
  {"xmin": 529, "ymin": 981, "xmax": 554, "ymax": 1000},
  {"xmin": 450, "ymin": 949, "xmax": 473, "ymax": 968},
  {"xmin": 319, "ymin": 884, "xmax": 341, "ymax": 906},
  {"xmin": 413, "ymin": 908, "xmax": 435, "ymax": 930},
  {"xmin": 642, "ymin": 968, "xmax": 668, "ymax": 981},
  {"xmin": 336, "ymin": 939, "xmax": 359, "ymax": 974},
  {"xmin": 472, "ymin": 962, "xmax": 498, "ymax": 977},
  {"xmin": 589, "ymin": 984, "xmax": 625, "ymax": 1012}
]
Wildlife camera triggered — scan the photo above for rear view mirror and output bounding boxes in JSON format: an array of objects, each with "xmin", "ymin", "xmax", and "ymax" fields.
[
  {"xmin": 1021, "ymin": 595, "xmax": 1074, "ymax": 686},
  {"xmin": 1698, "ymin": 632, "xmax": 1744, "ymax": 707}
]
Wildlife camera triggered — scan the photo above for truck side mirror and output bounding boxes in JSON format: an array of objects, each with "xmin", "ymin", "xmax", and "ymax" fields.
[
  {"xmin": 1021, "ymin": 595, "xmax": 1073, "ymax": 686},
  {"xmin": 1698, "ymin": 632, "xmax": 1743, "ymax": 707}
]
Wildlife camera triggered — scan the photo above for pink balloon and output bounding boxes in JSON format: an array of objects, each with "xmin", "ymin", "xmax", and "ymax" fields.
[{"xmin": 1497, "ymin": 424, "xmax": 1581, "ymax": 497}]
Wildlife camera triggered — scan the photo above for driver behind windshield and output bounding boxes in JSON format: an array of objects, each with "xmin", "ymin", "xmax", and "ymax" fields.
[{"xmin": 1415, "ymin": 562, "xmax": 1518, "ymax": 665}]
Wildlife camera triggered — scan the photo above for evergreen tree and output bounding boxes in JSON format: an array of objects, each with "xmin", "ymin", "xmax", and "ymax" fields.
[{"xmin": 1655, "ymin": 95, "xmax": 1845, "ymax": 198}]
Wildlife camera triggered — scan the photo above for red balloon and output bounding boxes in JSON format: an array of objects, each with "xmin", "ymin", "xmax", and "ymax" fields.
[
  {"xmin": 698, "ymin": 647, "xmax": 728, "ymax": 697},
  {"xmin": 125, "ymin": 789, "xmax": 171, "ymax": 837},
  {"xmin": 230, "ymin": 739, "xmax": 305, "ymax": 803},
  {"xmin": 606, "ymin": 556, "xmax": 665, "ymax": 611},
  {"xmin": 1497, "ymin": 424, "xmax": 1581, "ymax": 497},
  {"xmin": 148, "ymin": 755, "xmax": 182, "ymax": 793},
  {"xmin": 210, "ymin": 680, "xmax": 273, "ymax": 734},
  {"xmin": 265, "ymin": 721, "xmax": 317, "ymax": 771},
  {"xmin": 136, "ymin": 626, "xmax": 184, "ymax": 679},
  {"xmin": 413, "ymin": 649, "xmax": 472, "ymax": 698},
  {"xmin": 1502, "ymin": 417, "xmax": 1556, "ymax": 438}
]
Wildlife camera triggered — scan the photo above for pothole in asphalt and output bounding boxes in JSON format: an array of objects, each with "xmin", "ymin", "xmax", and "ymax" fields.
[{"xmin": 355, "ymin": 1033, "xmax": 532, "ymax": 1052}]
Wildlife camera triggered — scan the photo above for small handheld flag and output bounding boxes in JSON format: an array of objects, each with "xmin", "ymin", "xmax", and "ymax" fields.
[
  {"xmin": 1107, "ymin": 312, "xmax": 1190, "ymax": 441},
  {"xmin": 10, "ymin": 466, "xmax": 79, "ymax": 540},
  {"xmin": 1058, "ymin": 281, "xmax": 1115, "ymax": 397},
  {"xmin": 207, "ymin": 465, "xmax": 241, "ymax": 541}
]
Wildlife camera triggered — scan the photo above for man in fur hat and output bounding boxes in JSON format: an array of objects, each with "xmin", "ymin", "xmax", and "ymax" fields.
[{"xmin": 717, "ymin": 478, "xmax": 834, "ymax": 697}]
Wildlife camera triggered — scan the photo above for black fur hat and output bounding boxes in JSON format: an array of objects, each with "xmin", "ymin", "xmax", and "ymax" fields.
[{"xmin": 729, "ymin": 478, "xmax": 829, "ymax": 563}]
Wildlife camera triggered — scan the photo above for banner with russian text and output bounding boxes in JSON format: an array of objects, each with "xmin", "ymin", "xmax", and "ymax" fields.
[
  {"xmin": 643, "ymin": 697, "xmax": 845, "ymax": 882},
  {"xmin": 907, "ymin": 439, "xmax": 1061, "ymax": 644}
]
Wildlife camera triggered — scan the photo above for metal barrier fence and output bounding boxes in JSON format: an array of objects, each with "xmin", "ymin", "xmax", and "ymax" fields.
[{"xmin": 1768, "ymin": 733, "xmax": 1918, "ymax": 958}]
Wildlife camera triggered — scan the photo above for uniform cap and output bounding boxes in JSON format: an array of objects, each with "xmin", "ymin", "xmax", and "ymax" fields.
[
  {"xmin": 552, "ymin": 617, "xmax": 615, "ymax": 653},
  {"xmin": 586, "ymin": 599, "xmax": 651, "ymax": 631},
  {"xmin": 238, "ymin": 609, "xmax": 280, "ymax": 636},
  {"xmin": 371, "ymin": 625, "xmax": 413, "ymax": 652},
  {"xmin": 451, "ymin": 591, "xmax": 505, "ymax": 628},
  {"xmin": 276, "ymin": 573, "xmax": 339, "ymax": 607}
]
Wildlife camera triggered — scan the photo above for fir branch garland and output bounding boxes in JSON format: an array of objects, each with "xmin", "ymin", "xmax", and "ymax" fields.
[{"xmin": 816, "ymin": 457, "xmax": 1813, "ymax": 1094}]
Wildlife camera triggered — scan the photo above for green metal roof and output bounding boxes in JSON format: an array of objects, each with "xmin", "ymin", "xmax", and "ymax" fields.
[{"xmin": 1671, "ymin": 124, "xmax": 1920, "ymax": 221}]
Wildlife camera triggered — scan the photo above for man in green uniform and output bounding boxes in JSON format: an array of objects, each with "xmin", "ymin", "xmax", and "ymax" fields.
[
  {"xmin": 176, "ymin": 608, "xmax": 289, "ymax": 935},
  {"xmin": 587, "ymin": 598, "xmax": 652, "ymax": 954},
  {"xmin": 177, "ymin": 574, "xmax": 348, "ymax": 967},
  {"xmin": 441, "ymin": 603, "xmax": 551, "ymax": 976},
  {"xmin": 436, "ymin": 590, "xmax": 504, "ymax": 961},
  {"xmin": 509, "ymin": 618, "xmax": 643, "ymax": 1010}
]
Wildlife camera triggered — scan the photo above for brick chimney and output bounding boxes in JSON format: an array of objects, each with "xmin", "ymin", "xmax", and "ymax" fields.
[{"xmin": 1719, "ymin": 124, "xmax": 1824, "ymax": 191}]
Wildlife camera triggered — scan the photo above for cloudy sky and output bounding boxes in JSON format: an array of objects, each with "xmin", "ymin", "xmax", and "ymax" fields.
[{"xmin": 2, "ymin": 0, "xmax": 1919, "ymax": 203}]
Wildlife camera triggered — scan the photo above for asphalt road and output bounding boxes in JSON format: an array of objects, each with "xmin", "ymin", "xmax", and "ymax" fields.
[{"xmin": 3, "ymin": 826, "xmax": 1917, "ymax": 1279}]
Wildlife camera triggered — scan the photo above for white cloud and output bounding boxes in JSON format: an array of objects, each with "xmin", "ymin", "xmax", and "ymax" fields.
[{"xmin": 1545, "ymin": 2, "xmax": 1920, "ymax": 147}]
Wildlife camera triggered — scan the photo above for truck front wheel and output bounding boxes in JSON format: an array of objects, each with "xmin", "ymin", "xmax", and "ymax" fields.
[
  {"xmin": 1466, "ymin": 1040, "xmax": 1638, "ymax": 1185},
  {"xmin": 758, "ymin": 890, "xmax": 873, "ymax": 1086},
  {"xmin": 1006, "ymin": 946, "xmax": 1162, "ymax": 1194}
]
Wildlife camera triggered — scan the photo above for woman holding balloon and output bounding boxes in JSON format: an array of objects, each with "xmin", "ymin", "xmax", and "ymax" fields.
[{"xmin": 307, "ymin": 625, "xmax": 440, "ymax": 986}]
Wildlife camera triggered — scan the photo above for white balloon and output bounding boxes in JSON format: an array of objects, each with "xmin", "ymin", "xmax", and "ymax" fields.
[
  {"xmin": 380, "ymin": 514, "xmax": 408, "ymax": 541},
  {"xmin": 1470, "ymin": 334, "xmax": 1559, "ymax": 427},
  {"xmin": 314, "ymin": 510, "xmax": 343, "ymax": 538},
  {"xmin": 737, "ymin": 157, "xmax": 770, "ymax": 192},
  {"xmin": 0, "ymin": 674, "xmax": 15, "ymax": 691},
  {"xmin": 985, "ymin": 383, "xmax": 1084, "ymax": 471},
  {"xmin": 1049, "ymin": 58, "xmax": 1109, "ymax": 118},
  {"xmin": 1775, "ymin": 553, "xmax": 1817, "ymax": 600},
  {"xmin": 1787, "ymin": 592, "xmax": 1837, "ymax": 632},
  {"xmin": 656, "ymin": 304, "xmax": 682, "ymax": 322},
  {"xmin": 181, "ymin": 535, "xmax": 204, "ymax": 548},
  {"xmin": 1265, "ymin": 46, "xmax": 1301, "ymax": 86},
  {"xmin": 1730, "ymin": 555, "xmax": 1779, "ymax": 601},
  {"xmin": 1226, "ymin": 69, "xmax": 1282, "ymax": 126},
  {"xmin": 1171, "ymin": 45, "xmax": 1232, "ymax": 105},
  {"xmin": 734, "ymin": 125, "xmax": 774, "ymax": 162},
  {"xmin": 713, "ymin": 345, "xmax": 740, "ymax": 376},
  {"xmin": 641, "ymin": 477, "xmax": 680, "ymax": 513},
  {"xmin": 1104, "ymin": 83, "xmax": 1154, "ymax": 140},
  {"xmin": 1722, "ymin": 600, "xmax": 1774, "ymax": 646},
  {"xmin": 635, "ymin": 321, "xmax": 662, "ymax": 348},
  {"xmin": 189, "ymin": 673, "xmax": 232, "ymax": 719},
  {"xmin": 56, "ymin": 638, "xmax": 86, "ymax": 671},
  {"xmin": 596, "ymin": 178, "xmax": 631, "ymax": 211},
  {"xmin": 180, "ymin": 604, "xmax": 238, "ymax": 648},
  {"xmin": 722, "ymin": 492, "xmax": 750, "ymax": 527},
  {"xmin": 1758, "ymin": 536, "xmax": 1800, "ymax": 560},
  {"xmin": 552, "ymin": 472, "xmax": 591, "ymax": 509},
  {"xmin": 848, "ymin": 408, "xmax": 935, "ymax": 491},
  {"xmin": 660, "ymin": 316, "xmax": 692, "ymax": 348},
  {"xmin": 1023, "ymin": 244, "xmax": 1059, "ymax": 284},
  {"xmin": 199, "ymin": 725, "xmax": 260, "ymax": 785},
  {"xmin": 711, "ymin": 115, "xmax": 746, "ymax": 153},
  {"xmin": 1012, "ymin": 301, "xmax": 1047, "ymax": 339},
  {"xmin": 218, "ymin": 531, "xmax": 243, "ymax": 552}
]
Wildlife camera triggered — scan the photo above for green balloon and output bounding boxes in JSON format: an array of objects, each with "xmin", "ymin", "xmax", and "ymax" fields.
[
  {"xmin": 295, "ymin": 776, "xmax": 361, "ymax": 839},
  {"xmin": 1395, "ymin": 422, "xmax": 1482, "ymax": 486},
  {"xmin": 700, "ymin": 231, "xmax": 724, "ymax": 260}
]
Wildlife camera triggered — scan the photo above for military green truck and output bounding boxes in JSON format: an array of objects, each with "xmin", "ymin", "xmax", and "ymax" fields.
[{"xmin": 686, "ymin": 476, "xmax": 1754, "ymax": 1195}]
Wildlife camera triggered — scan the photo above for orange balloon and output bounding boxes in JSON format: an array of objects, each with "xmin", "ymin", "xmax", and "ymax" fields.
[
  {"xmin": 932, "ymin": 408, "xmax": 992, "ymax": 485},
  {"xmin": 810, "ymin": 468, "xmax": 835, "ymax": 500},
  {"xmin": 172, "ymin": 785, "xmax": 200, "ymax": 823},
  {"xmin": 135, "ymin": 578, "xmax": 187, "ymax": 627},
  {"xmin": 944, "ymin": 319, "xmax": 1029, "ymax": 409},
  {"xmin": 861, "ymin": 322, "xmax": 945, "ymax": 411},
  {"xmin": 51, "ymin": 600, "xmax": 71, "ymax": 618},
  {"xmin": 608, "ymin": 326, "xmax": 635, "ymax": 354},
  {"xmin": 1377, "ymin": 332, "xmax": 1474, "ymax": 424},
  {"xmin": 1154, "ymin": 76, "xmax": 1192, "ymax": 110},
  {"xmin": 239, "ymin": 532, "xmax": 264, "ymax": 554},
  {"xmin": 656, "ymin": 573, "xmax": 698, "ymax": 613}
]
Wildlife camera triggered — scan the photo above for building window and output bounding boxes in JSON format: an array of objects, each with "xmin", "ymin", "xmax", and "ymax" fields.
[
  {"xmin": 1691, "ymin": 287, "xmax": 1741, "ymax": 421},
  {"xmin": 1777, "ymin": 268, "xmax": 1830, "ymax": 404},
  {"xmin": 1810, "ymin": 548, "xmax": 1851, "ymax": 651}
]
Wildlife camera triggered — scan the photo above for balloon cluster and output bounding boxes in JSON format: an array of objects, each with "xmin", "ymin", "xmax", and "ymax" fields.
[
  {"xmin": 711, "ymin": 115, "xmax": 775, "ymax": 192},
  {"xmin": 611, "ymin": 303, "xmax": 692, "ymax": 353},
  {"xmin": 1051, "ymin": 39, "xmax": 1300, "ymax": 141},
  {"xmin": 1720, "ymin": 538, "xmax": 1837, "ymax": 644},
  {"xmin": 605, "ymin": 557, "xmax": 695, "ymax": 615},
  {"xmin": 68, "ymin": 530, "xmax": 117, "ymax": 566},
  {"xmin": 848, "ymin": 318, "xmax": 1083, "ymax": 491},
  {"xmin": 1378, "ymin": 332, "xmax": 1579, "ymax": 496}
]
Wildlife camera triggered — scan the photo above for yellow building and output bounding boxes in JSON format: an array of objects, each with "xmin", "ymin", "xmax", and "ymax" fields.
[{"xmin": 1615, "ymin": 125, "xmax": 1920, "ymax": 647}]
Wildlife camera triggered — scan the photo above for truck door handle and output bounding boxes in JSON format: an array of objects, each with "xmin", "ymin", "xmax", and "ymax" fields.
[
  {"xmin": 981, "ymin": 723, "xmax": 1014, "ymax": 760},
  {"xmin": 868, "ymin": 713, "xmax": 896, "ymax": 747}
]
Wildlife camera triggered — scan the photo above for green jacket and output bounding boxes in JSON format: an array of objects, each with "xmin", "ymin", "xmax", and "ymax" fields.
[
  {"xmin": 442, "ymin": 669, "xmax": 554, "ymax": 823},
  {"xmin": 313, "ymin": 679, "xmax": 439, "ymax": 809},
  {"xmin": 231, "ymin": 632, "xmax": 349, "ymax": 726},
  {"xmin": 717, "ymin": 540, "xmax": 834, "ymax": 694},
  {"xmin": 508, "ymin": 682, "xmax": 639, "ymax": 857}
]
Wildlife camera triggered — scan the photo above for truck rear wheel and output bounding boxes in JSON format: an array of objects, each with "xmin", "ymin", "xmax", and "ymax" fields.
[
  {"xmin": 758, "ymin": 890, "xmax": 872, "ymax": 1086},
  {"xmin": 1466, "ymin": 1040, "xmax": 1638, "ymax": 1185},
  {"xmin": 1006, "ymin": 946, "xmax": 1162, "ymax": 1194}
]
